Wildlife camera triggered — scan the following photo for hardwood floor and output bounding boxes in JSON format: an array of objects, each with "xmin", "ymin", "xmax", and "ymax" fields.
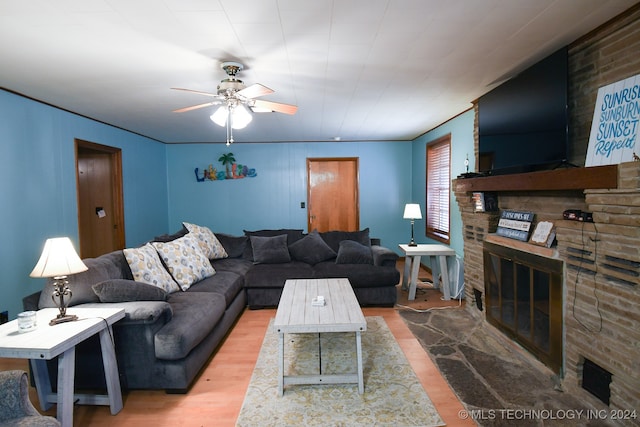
[{"xmin": 0, "ymin": 306, "xmax": 474, "ymax": 426}]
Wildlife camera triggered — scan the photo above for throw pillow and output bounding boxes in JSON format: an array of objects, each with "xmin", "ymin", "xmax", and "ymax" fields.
[
  {"xmin": 92, "ymin": 279, "xmax": 168, "ymax": 303},
  {"xmin": 289, "ymin": 230, "xmax": 337, "ymax": 265},
  {"xmin": 319, "ymin": 228, "xmax": 371, "ymax": 253},
  {"xmin": 215, "ymin": 233, "xmax": 248, "ymax": 258},
  {"xmin": 249, "ymin": 234, "xmax": 291, "ymax": 264},
  {"xmin": 153, "ymin": 226, "xmax": 188, "ymax": 242},
  {"xmin": 123, "ymin": 243, "xmax": 181, "ymax": 293},
  {"xmin": 183, "ymin": 222, "xmax": 228, "ymax": 260},
  {"xmin": 152, "ymin": 233, "xmax": 216, "ymax": 291},
  {"xmin": 335, "ymin": 240, "xmax": 374, "ymax": 265},
  {"xmin": 243, "ymin": 229, "xmax": 304, "ymax": 260}
]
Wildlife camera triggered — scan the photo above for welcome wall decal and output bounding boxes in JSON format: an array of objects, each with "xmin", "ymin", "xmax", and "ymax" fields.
[
  {"xmin": 586, "ymin": 73, "xmax": 639, "ymax": 166},
  {"xmin": 195, "ymin": 152, "xmax": 257, "ymax": 182}
]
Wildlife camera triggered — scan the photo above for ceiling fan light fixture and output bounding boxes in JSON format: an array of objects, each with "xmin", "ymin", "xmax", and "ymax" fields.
[{"xmin": 210, "ymin": 104, "xmax": 253, "ymax": 130}]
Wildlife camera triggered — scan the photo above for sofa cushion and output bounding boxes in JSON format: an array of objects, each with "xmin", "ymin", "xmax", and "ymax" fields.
[
  {"xmin": 123, "ymin": 243, "xmax": 181, "ymax": 294},
  {"xmin": 38, "ymin": 250, "xmax": 133, "ymax": 309},
  {"xmin": 215, "ymin": 233, "xmax": 248, "ymax": 258},
  {"xmin": 186, "ymin": 271, "xmax": 244, "ymax": 306},
  {"xmin": 249, "ymin": 234, "xmax": 291, "ymax": 264},
  {"xmin": 183, "ymin": 222, "xmax": 228, "ymax": 260},
  {"xmin": 313, "ymin": 262, "xmax": 400, "ymax": 288},
  {"xmin": 335, "ymin": 240, "xmax": 373, "ymax": 265},
  {"xmin": 152, "ymin": 234, "xmax": 215, "ymax": 291},
  {"xmin": 155, "ymin": 292, "xmax": 226, "ymax": 360},
  {"xmin": 319, "ymin": 228, "xmax": 371, "ymax": 253},
  {"xmin": 243, "ymin": 229, "xmax": 304, "ymax": 260},
  {"xmin": 210, "ymin": 257, "xmax": 253, "ymax": 276},
  {"xmin": 244, "ymin": 261, "xmax": 314, "ymax": 289},
  {"xmin": 92, "ymin": 279, "xmax": 168, "ymax": 303},
  {"xmin": 289, "ymin": 230, "xmax": 337, "ymax": 265}
]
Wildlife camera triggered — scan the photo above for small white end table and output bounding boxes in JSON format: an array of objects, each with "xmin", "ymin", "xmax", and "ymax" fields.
[
  {"xmin": 399, "ymin": 244, "xmax": 456, "ymax": 301},
  {"xmin": 0, "ymin": 307, "xmax": 125, "ymax": 427}
]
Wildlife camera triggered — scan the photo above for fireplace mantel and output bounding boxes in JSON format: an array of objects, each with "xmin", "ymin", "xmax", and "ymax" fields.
[
  {"xmin": 453, "ymin": 164, "xmax": 618, "ymax": 192},
  {"xmin": 484, "ymin": 234, "xmax": 556, "ymax": 258}
]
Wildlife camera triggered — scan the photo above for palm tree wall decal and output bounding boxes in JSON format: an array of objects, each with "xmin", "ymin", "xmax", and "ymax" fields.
[{"xmin": 218, "ymin": 152, "xmax": 236, "ymax": 179}]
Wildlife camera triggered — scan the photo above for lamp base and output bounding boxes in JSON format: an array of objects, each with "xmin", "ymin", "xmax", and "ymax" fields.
[
  {"xmin": 408, "ymin": 242, "xmax": 418, "ymax": 247},
  {"xmin": 50, "ymin": 314, "xmax": 78, "ymax": 326}
]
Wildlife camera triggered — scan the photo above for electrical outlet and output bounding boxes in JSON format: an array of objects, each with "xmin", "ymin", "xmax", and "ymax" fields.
[{"xmin": 0, "ymin": 311, "xmax": 8, "ymax": 324}]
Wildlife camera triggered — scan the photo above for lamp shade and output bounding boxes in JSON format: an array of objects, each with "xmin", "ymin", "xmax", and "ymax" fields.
[
  {"xmin": 210, "ymin": 106, "xmax": 228, "ymax": 127},
  {"xmin": 230, "ymin": 104, "xmax": 252, "ymax": 129},
  {"xmin": 30, "ymin": 237, "xmax": 87, "ymax": 278},
  {"xmin": 403, "ymin": 203, "xmax": 422, "ymax": 220}
]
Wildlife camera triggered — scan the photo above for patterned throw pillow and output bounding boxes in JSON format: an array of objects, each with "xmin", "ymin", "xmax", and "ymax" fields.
[
  {"xmin": 123, "ymin": 243, "xmax": 180, "ymax": 293},
  {"xmin": 183, "ymin": 222, "xmax": 228, "ymax": 260},
  {"xmin": 152, "ymin": 233, "xmax": 216, "ymax": 291}
]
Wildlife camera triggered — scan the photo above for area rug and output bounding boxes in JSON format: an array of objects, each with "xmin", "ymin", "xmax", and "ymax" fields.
[{"xmin": 236, "ymin": 316, "xmax": 444, "ymax": 427}]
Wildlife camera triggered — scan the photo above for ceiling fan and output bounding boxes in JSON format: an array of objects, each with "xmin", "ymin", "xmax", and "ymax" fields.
[{"xmin": 172, "ymin": 61, "xmax": 297, "ymax": 144}]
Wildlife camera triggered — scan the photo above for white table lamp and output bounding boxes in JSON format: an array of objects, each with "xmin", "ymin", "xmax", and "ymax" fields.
[
  {"xmin": 403, "ymin": 204, "xmax": 422, "ymax": 246},
  {"xmin": 30, "ymin": 237, "xmax": 88, "ymax": 325}
]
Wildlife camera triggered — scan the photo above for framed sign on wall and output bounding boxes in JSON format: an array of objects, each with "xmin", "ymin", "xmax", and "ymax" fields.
[{"xmin": 585, "ymin": 73, "xmax": 639, "ymax": 166}]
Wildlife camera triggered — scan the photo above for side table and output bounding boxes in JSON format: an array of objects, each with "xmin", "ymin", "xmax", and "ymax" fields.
[
  {"xmin": 399, "ymin": 244, "xmax": 456, "ymax": 301},
  {"xmin": 0, "ymin": 307, "xmax": 125, "ymax": 427}
]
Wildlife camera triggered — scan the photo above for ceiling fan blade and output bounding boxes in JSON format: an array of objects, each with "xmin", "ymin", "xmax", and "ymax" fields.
[
  {"xmin": 171, "ymin": 87, "xmax": 219, "ymax": 98},
  {"xmin": 252, "ymin": 99, "xmax": 298, "ymax": 115},
  {"xmin": 237, "ymin": 83, "xmax": 274, "ymax": 99},
  {"xmin": 173, "ymin": 101, "xmax": 220, "ymax": 113}
]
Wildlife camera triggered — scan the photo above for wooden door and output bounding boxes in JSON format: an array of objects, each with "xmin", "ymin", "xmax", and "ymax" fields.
[
  {"xmin": 76, "ymin": 140, "xmax": 125, "ymax": 258},
  {"xmin": 307, "ymin": 158, "xmax": 359, "ymax": 232}
]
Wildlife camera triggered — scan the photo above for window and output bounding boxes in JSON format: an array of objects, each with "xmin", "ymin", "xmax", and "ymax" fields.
[{"xmin": 426, "ymin": 135, "xmax": 450, "ymax": 243}]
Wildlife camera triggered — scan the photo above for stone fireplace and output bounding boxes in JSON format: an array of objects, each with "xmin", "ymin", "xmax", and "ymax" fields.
[{"xmin": 453, "ymin": 162, "xmax": 640, "ymax": 413}]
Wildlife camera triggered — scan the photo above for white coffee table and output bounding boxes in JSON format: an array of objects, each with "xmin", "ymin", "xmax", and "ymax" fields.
[
  {"xmin": 399, "ymin": 243, "xmax": 457, "ymax": 301},
  {"xmin": 274, "ymin": 278, "xmax": 367, "ymax": 396},
  {"xmin": 0, "ymin": 307, "xmax": 125, "ymax": 427}
]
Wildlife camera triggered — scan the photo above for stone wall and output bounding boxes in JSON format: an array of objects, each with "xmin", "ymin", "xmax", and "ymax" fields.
[
  {"xmin": 557, "ymin": 162, "xmax": 640, "ymax": 413},
  {"xmin": 455, "ymin": 5, "xmax": 640, "ymax": 418}
]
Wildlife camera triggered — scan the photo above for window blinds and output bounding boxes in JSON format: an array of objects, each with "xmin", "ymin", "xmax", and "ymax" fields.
[{"xmin": 426, "ymin": 138, "xmax": 450, "ymax": 243}]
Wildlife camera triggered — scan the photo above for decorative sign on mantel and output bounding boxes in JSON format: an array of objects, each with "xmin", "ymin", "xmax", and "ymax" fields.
[
  {"xmin": 195, "ymin": 152, "xmax": 257, "ymax": 182},
  {"xmin": 529, "ymin": 220, "xmax": 556, "ymax": 248},
  {"xmin": 585, "ymin": 73, "xmax": 639, "ymax": 166},
  {"xmin": 496, "ymin": 210, "xmax": 535, "ymax": 242}
]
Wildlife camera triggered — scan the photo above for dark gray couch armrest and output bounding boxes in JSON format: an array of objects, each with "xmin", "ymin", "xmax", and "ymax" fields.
[
  {"xmin": 22, "ymin": 291, "xmax": 41, "ymax": 311},
  {"xmin": 371, "ymin": 245, "xmax": 398, "ymax": 267}
]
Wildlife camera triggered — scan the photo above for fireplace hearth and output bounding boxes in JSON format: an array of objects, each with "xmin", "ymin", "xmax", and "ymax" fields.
[{"xmin": 453, "ymin": 162, "xmax": 639, "ymax": 414}]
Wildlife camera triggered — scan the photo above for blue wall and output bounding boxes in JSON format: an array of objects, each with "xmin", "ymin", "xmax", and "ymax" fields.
[
  {"xmin": 0, "ymin": 90, "xmax": 169, "ymax": 320},
  {"xmin": 409, "ymin": 109, "xmax": 475, "ymax": 260},
  {"xmin": 166, "ymin": 141, "xmax": 412, "ymax": 252},
  {"xmin": 0, "ymin": 88, "xmax": 474, "ymax": 321}
]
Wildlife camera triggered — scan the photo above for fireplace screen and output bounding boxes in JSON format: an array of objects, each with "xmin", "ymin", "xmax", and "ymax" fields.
[{"xmin": 484, "ymin": 241, "xmax": 563, "ymax": 373}]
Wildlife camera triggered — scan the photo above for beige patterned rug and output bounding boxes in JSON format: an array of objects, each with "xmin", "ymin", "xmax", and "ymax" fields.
[{"xmin": 236, "ymin": 316, "xmax": 444, "ymax": 427}]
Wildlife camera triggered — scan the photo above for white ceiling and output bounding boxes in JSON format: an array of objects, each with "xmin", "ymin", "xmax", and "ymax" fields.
[{"xmin": 0, "ymin": 0, "xmax": 637, "ymax": 144}]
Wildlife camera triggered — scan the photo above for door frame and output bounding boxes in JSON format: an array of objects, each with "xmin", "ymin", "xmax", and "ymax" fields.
[
  {"xmin": 75, "ymin": 139, "xmax": 126, "ymax": 256},
  {"xmin": 306, "ymin": 157, "xmax": 360, "ymax": 232}
]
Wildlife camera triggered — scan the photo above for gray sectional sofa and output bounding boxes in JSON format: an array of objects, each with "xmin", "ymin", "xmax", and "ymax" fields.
[{"xmin": 23, "ymin": 225, "xmax": 399, "ymax": 392}]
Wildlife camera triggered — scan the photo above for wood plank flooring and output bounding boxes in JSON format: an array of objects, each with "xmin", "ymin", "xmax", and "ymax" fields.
[
  {"xmin": 0, "ymin": 306, "xmax": 473, "ymax": 426},
  {"xmin": 1, "ymin": 260, "xmax": 474, "ymax": 426}
]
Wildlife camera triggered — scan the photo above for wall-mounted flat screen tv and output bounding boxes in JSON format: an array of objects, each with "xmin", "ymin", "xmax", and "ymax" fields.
[{"xmin": 478, "ymin": 47, "xmax": 569, "ymax": 175}]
